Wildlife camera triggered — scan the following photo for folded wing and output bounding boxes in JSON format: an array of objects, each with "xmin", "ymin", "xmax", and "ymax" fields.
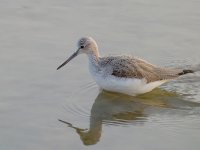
[{"xmin": 100, "ymin": 56, "xmax": 191, "ymax": 83}]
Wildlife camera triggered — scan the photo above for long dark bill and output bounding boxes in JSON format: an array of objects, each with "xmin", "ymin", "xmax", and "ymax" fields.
[{"xmin": 57, "ymin": 50, "xmax": 79, "ymax": 70}]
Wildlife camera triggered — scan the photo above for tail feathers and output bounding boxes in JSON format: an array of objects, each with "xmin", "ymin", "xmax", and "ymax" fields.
[{"xmin": 178, "ymin": 69, "xmax": 194, "ymax": 76}]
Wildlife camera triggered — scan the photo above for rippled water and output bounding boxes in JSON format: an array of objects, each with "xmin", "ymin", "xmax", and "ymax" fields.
[{"xmin": 1, "ymin": 0, "xmax": 200, "ymax": 149}]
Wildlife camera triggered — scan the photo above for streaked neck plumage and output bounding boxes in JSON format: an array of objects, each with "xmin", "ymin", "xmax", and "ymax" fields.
[{"xmin": 87, "ymin": 49, "xmax": 101, "ymax": 71}]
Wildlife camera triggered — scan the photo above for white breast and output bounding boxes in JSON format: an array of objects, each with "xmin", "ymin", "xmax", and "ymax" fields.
[{"xmin": 89, "ymin": 62, "xmax": 168, "ymax": 96}]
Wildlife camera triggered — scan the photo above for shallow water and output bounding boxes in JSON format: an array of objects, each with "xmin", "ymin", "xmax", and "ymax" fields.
[{"xmin": 1, "ymin": 0, "xmax": 200, "ymax": 149}]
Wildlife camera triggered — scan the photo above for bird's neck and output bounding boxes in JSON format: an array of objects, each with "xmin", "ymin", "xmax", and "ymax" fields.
[
  {"xmin": 87, "ymin": 51, "xmax": 100, "ymax": 71},
  {"xmin": 87, "ymin": 50, "xmax": 100, "ymax": 64}
]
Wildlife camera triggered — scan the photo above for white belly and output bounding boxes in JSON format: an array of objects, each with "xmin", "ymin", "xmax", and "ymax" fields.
[{"xmin": 90, "ymin": 71, "xmax": 168, "ymax": 96}]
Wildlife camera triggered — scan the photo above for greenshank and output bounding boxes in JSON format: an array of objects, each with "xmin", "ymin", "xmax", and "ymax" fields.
[{"xmin": 57, "ymin": 37, "xmax": 193, "ymax": 96}]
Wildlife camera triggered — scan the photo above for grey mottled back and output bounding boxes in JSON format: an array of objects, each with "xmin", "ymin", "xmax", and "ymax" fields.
[{"xmin": 99, "ymin": 55, "xmax": 182, "ymax": 83}]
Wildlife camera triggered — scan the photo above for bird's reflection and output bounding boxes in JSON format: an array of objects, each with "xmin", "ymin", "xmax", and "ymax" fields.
[{"xmin": 59, "ymin": 88, "xmax": 200, "ymax": 145}]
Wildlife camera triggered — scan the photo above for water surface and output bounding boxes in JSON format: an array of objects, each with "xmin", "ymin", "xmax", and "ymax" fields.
[{"xmin": 1, "ymin": 0, "xmax": 200, "ymax": 149}]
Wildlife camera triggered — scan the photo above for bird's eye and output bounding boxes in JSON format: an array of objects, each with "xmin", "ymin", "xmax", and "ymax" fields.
[{"xmin": 80, "ymin": 45, "xmax": 84, "ymax": 48}]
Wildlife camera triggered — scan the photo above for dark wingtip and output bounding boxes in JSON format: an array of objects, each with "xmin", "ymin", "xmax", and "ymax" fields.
[{"xmin": 178, "ymin": 69, "xmax": 194, "ymax": 75}]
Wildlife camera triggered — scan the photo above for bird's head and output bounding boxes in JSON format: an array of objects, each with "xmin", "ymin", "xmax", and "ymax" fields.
[{"xmin": 57, "ymin": 37, "xmax": 99, "ymax": 70}]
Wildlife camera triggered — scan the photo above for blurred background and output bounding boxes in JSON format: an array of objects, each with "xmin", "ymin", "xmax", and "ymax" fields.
[{"xmin": 0, "ymin": 0, "xmax": 200, "ymax": 150}]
